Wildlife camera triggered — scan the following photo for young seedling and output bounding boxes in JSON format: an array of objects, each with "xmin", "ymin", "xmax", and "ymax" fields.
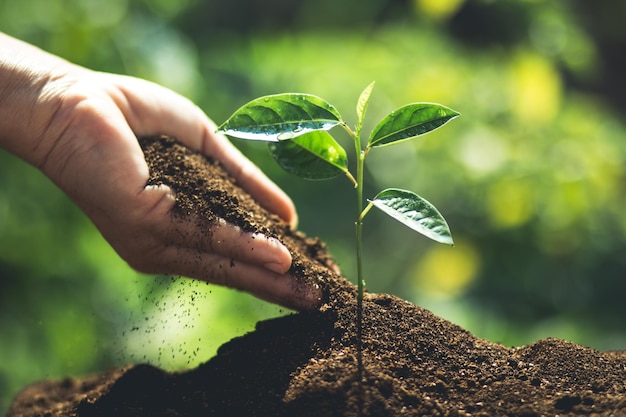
[{"xmin": 218, "ymin": 83, "xmax": 459, "ymax": 367}]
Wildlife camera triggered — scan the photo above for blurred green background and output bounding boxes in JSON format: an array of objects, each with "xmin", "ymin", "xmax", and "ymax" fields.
[{"xmin": 2, "ymin": 0, "xmax": 626, "ymax": 413}]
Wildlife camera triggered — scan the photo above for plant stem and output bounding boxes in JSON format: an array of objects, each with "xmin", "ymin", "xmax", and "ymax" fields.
[
  {"xmin": 355, "ymin": 150, "xmax": 365, "ymax": 303},
  {"xmin": 354, "ymin": 128, "xmax": 366, "ymax": 387}
]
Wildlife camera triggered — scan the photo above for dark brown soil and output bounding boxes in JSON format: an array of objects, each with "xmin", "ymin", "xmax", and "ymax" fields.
[{"xmin": 8, "ymin": 137, "xmax": 626, "ymax": 417}]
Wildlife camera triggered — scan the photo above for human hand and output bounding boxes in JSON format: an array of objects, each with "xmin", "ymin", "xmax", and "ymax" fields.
[{"xmin": 0, "ymin": 33, "xmax": 321, "ymax": 310}]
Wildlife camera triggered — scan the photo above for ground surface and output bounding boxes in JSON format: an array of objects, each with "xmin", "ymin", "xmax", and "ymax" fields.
[{"xmin": 8, "ymin": 137, "xmax": 626, "ymax": 417}]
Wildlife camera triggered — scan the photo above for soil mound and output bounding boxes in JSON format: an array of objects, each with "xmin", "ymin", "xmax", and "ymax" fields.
[{"xmin": 8, "ymin": 137, "xmax": 626, "ymax": 417}]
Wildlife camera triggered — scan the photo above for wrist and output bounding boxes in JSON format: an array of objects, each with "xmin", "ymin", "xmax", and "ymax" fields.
[{"xmin": 0, "ymin": 33, "xmax": 81, "ymax": 167}]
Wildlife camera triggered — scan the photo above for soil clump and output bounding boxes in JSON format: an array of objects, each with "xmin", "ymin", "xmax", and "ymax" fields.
[{"xmin": 8, "ymin": 137, "xmax": 626, "ymax": 416}]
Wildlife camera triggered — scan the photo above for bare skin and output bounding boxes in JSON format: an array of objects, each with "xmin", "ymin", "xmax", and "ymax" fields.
[{"xmin": 0, "ymin": 32, "xmax": 321, "ymax": 310}]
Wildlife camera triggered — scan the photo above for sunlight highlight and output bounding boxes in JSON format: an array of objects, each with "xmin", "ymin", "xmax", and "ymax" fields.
[
  {"xmin": 509, "ymin": 52, "xmax": 562, "ymax": 124},
  {"xmin": 411, "ymin": 240, "xmax": 481, "ymax": 298}
]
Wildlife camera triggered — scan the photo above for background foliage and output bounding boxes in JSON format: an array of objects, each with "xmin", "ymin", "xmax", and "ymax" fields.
[{"xmin": 2, "ymin": 0, "xmax": 626, "ymax": 413}]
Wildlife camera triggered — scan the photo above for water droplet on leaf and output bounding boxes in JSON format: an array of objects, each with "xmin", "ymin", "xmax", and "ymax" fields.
[{"xmin": 278, "ymin": 132, "xmax": 294, "ymax": 141}]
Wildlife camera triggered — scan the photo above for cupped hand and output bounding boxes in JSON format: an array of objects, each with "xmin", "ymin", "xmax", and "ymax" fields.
[{"xmin": 0, "ymin": 34, "xmax": 320, "ymax": 310}]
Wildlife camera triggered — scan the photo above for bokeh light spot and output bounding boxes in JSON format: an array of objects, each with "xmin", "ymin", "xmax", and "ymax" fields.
[{"xmin": 411, "ymin": 240, "xmax": 481, "ymax": 298}]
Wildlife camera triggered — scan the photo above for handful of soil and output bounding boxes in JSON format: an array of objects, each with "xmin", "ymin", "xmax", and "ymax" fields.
[{"xmin": 8, "ymin": 137, "xmax": 626, "ymax": 417}]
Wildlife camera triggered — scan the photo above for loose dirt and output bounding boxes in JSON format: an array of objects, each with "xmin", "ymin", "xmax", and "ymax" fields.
[{"xmin": 8, "ymin": 137, "xmax": 626, "ymax": 417}]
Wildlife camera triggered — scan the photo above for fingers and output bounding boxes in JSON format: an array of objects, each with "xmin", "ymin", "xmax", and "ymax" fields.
[
  {"xmin": 132, "ymin": 185, "xmax": 319, "ymax": 310},
  {"xmin": 137, "ymin": 184, "xmax": 292, "ymax": 273},
  {"xmin": 151, "ymin": 245, "xmax": 322, "ymax": 311},
  {"xmin": 166, "ymin": 216, "xmax": 293, "ymax": 275}
]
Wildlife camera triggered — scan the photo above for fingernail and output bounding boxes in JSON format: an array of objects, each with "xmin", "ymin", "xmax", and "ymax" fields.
[
  {"xmin": 264, "ymin": 261, "xmax": 288, "ymax": 274},
  {"xmin": 289, "ymin": 212, "xmax": 299, "ymax": 230}
]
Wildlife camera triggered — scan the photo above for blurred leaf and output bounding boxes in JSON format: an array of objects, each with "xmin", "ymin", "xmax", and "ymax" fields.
[
  {"xmin": 268, "ymin": 131, "xmax": 348, "ymax": 180},
  {"xmin": 217, "ymin": 93, "xmax": 343, "ymax": 141},
  {"xmin": 368, "ymin": 103, "xmax": 459, "ymax": 148},
  {"xmin": 356, "ymin": 81, "xmax": 375, "ymax": 136},
  {"xmin": 369, "ymin": 188, "xmax": 453, "ymax": 245}
]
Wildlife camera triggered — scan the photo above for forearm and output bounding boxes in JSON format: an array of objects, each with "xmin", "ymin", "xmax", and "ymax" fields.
[{"xmin": 0, "ymin": 33, "xmax": 79, "ymax": 166}]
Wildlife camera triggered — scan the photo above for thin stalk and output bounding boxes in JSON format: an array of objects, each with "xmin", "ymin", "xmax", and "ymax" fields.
[
  {"xmin": 354, "ymin": 128, "xmax": 366, "ymax": 390},
  {"xmin": 355, "ymin": 151, "xmax": 365, "ymax": 303}
]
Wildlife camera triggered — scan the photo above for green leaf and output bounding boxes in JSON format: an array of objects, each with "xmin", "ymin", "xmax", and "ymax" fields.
[
  {"xmin": 217, "ymin": 93, "xmax": 343, "ymax": 141},
  {"xmin": 268, "ymin": 131, "xmax": 349, "ymax": 180},
  {"xmin": 369, "ymin": 188, "xmax": 453, "ymax": 245},
  {"xmin": 356, "ymin": 81, "xmax": 375, "ymax": 136},
  {"xmin": 368, "ymin": 103, "xmax": 459, "ymax": 148}
]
